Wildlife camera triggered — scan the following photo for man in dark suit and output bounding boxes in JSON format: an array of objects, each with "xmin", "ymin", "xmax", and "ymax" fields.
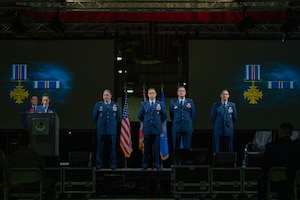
[
  {"xmin": 138, "ymin": 87, "xmax": 167, "ymax": 170},
  {"xmin": 170, "ymin": 86, "xmax": 195, "ymax": 150},
  {"xmin": 21, "ymin": 94, "xmax": 39, "ymax": 128},
  {"xmin": 92, "ymin": 89, "xmax": 120, "ymax": 170},
  {"xmin": 257, "ymin": 122, "xmax": 294, "ymax": 200},
  {"xmin": 210, "ymin": 89, "xmax": 237, "ymax": 152}
]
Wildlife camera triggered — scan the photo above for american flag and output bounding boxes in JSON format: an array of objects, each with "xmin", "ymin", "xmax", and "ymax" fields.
[
  {"xmin": 120, "ymin": 91, "xmax": 133, "ymax": 158},
  {"xmin": 139, "ymin": 88, "xmax": 147, "ymax": 151}
]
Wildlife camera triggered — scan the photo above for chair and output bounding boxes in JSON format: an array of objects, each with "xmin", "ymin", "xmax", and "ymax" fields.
[
  {"xmin": 0, "ymin": 150, "xmax": 8, "ymax": 200},
  {"xmin": 267, "ymin": 167, "xmax": 288, "ymax": 200},
  {"xmin": 69, "ymin": 151, "xmax": 92, "ymax": 167},
  {"xmin": 242, "ymin": 130, "xmax": 273, "ymax": 167},
  {"xmin": 1, "ymin": 169, "xmax": 8, "ymax": 200},
  {"xmin": 294, "ymin": 169, "xmax": 300, "ymax": 200},
  {"xmin": 291, "ymin": 130, "xmax": 300, "ymax": 141},
  {"xmin": 9, "ymin": 167, "xmax": 43, "ymax": 200},
  {"xmin": 173, "ymin": 148, "xmax": 211, "ymax": 165},
  {"xmin": 213, "ymin": 152, "xmax": 237, "ymax": 167}
]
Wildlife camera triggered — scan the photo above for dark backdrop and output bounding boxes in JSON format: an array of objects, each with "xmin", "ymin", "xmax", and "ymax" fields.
[
  {"xmin": 1, "ymin": 39, "xmax": 299, "ymax": 130},
  {"xmin": 0, "ymin": 40, "xmax": 114, "ymax": 129},
  {"xmin": 189, "ymin": 40, "xmax": 300, "ymax": 130}
]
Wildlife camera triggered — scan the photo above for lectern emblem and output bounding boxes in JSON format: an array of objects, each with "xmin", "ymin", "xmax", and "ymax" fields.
[{"xmin": 35, "ymin": 121, "xmax": 46, "ymax": 132}]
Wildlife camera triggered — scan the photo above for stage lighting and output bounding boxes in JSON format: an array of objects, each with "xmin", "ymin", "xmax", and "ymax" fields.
[
  {"xmin": 48, "ymin": 16, "xmax": 66, "ymax": 33},
  {"xmin": 280, "ymin": 18, "xmax": 299, "ymax": 35},
  {"xmin": 10, "ymin": 17, "xmax": 27, "ymax": 35},
  {"xmin": 236, "ymin": 17, "xmax": 256, "ymax": 33},
  {"xmin": 127, "ymin": 89, "xmax": 134, "ymax": 94}
]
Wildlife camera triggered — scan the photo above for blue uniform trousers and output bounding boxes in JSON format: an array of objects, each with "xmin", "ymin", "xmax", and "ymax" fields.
[
  {"xmin": 96, "ymin": 134, "xmax": 117, "ymax": 169},
  {"xmin": 142, "ymin": 134, "xmax": 161, "ymax": 169}
]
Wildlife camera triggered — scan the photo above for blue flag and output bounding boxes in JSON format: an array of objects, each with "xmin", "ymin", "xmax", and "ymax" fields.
[{"xmin": 160, "ymin": 87, "xmax": 169, "ymax": 160}]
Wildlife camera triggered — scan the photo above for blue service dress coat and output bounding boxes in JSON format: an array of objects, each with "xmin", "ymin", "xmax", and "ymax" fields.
[
  {"xmin": 35, "ymin": 105, "xmax": 56, "ymax": 113},
  {"xmin": 92, "ymin": 101, "xmax": 120, "ymax": 169},
  {"xmin": 138, "ymin": 100, "xmax": 167, "ymax": 135},
  {"xmin": 92, "ymin": 101, "xmax": 120, "ymax": 135},
  {"xmin": 169, "ymin": 98, "xmax": 195, "ymax": 149},
  {"xmin": 210, "ymin": 102, "xmax": 237, "ymax": 152},
  {"xmin": 138, "ymin": 100, "xmax": 167, "ymax": 168}
]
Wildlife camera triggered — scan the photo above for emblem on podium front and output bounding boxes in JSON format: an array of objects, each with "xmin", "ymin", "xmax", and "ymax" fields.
[{"xmin": 33, "ymin": 118, "xmax": 49, "ymax": 135}]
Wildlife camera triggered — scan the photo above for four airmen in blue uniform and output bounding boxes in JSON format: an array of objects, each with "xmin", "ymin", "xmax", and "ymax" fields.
[{"xmin": 91, "ymin": 87, "xmax": 237, "ymax": 169}]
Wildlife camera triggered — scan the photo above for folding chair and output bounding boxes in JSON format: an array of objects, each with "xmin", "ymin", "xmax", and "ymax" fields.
[
  {"xmin": 267, "ymin": 167, "xmax": 288, "ymax": 200},
  {"xmin": 294, "ymin": 169, "xmax": 300, "ymax": 200},
  {"xmin": 9, "ymin": 167, "xmax": 43, "ymax": 200},
  {"xmin": 0, "ymin": 150, "xmax": 8, "ymax": 200},
  {"xmin": 291, "ymin": 130, "xmax": 300, "ymax": 141},
  {"xmin": 242, "ymin": 130, "xmax": 272, "ymax": 167}
]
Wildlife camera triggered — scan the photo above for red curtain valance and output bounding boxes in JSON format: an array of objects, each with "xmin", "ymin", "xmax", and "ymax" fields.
[{"xmin": 21, "ymin": 10, "xmax": 289, "ymax": 23}]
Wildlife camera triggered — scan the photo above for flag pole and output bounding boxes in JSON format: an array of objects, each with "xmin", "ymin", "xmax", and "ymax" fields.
[
  {"xmin": 139, "ymin": 83, "xmax": 146, "ymax": 152},
  {"xmin": 161, "ymin": 83, "xmax": 164, "ymax": 169},
  {"xmin": 142, "ymin": 83, "xmax": 146, "ymax": 96}
]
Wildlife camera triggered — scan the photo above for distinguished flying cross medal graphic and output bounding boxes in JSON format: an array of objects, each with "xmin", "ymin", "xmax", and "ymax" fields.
[
  {"xmin": 9, "ymin": 63, "xmax": 62, "ymax": 105},
  {"xmin": 10, "ymin": 64, "xmax": 29, "ymax": 104},
  {"xmin": 243, "ymin": 64, "xmax": 263, "ymax": 104}
]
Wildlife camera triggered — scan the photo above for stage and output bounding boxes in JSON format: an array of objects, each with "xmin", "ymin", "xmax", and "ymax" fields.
[{"xmin": 1, "ymin": 128, "xmax": 264, "ymax": 199}]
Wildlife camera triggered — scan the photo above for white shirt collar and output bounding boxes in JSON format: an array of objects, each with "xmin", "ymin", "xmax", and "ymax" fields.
[
  {"xmin": 150, "ymin": 100, "xmax": 155, "ymax": 104},
  {"xmin": 178, "ymin": 98, "xmax": 185, "ymax": 102}
]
